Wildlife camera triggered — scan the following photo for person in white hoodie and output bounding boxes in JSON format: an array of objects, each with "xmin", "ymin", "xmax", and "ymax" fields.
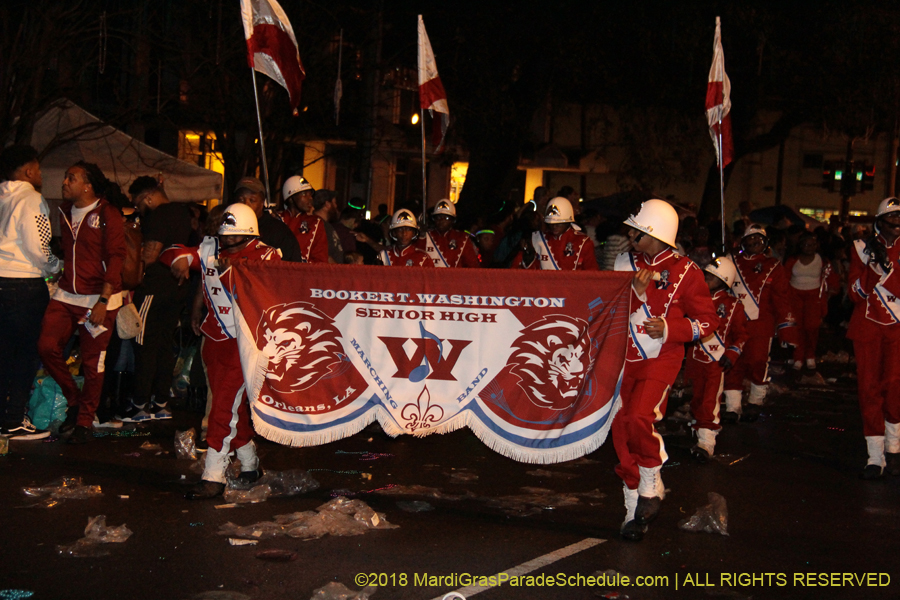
[{"xmin": 0, "ymin": 145, "xmax": 61, "ymax": 439}]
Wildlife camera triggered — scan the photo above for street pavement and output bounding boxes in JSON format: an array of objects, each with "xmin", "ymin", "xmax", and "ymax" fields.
[{"xmin": 1, "ymin": 356, "xmax": 898, "ymax": 600}]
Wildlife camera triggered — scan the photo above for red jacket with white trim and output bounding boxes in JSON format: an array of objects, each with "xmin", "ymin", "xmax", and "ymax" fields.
[
  {"xmin": 417, "ymin": 229, "xmax": 480, "ymax": 268},
  {"xmin": 615, "ymin": 248, "xmax": 719, "ymax": 363},
  {"xmin": 690, "ymin": 289, "xmax": 748, "ymax": 365},
  {"xmin": 510, "ymin": 226, "xmax": 599, "ymax": 270},
  {"xmin": 58, "ymin": 199, "xmax": 126, "ymax": 296},
  {"xmin": 849, "ymin": 236, "xmax": 900, "ymax": 327},
  {"xmin": 161, "ymin": 238, "xmax": 281, "ymax": 341},
  {"xmin": 732, "ymin": 252, "xmax": 796, "ymax": 339},
  {"xmin": 280, "ymin": 210, "xmax": 329, "ymax": 263}
]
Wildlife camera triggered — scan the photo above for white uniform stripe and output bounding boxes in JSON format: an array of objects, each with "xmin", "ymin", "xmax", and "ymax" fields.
[
  {"xmin": 652, "ymin": 385, "xmax": 669, "ymax": 464},
  {"xmin": 427, "ymin": 538, "xmax": 605, "ymax": 600},
  {"xmin": 136, "ymin": 295, "xmax": 154, "ymax": 345},
  {"xmin": 220, "ymin": 383, "xmax": 246, "ymax": 454}
]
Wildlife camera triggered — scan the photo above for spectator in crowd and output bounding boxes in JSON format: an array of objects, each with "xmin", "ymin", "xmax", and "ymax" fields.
[
  {"xmin": 114, "ymin": 176, "xmax": 194, "ymax": 422},
  {"xmin": 785, "ymin": 232, "xmax": 839, "ymax": 371},
  {"xmin": 334, "ymin": 206, "xmax": 361, "ymax": 256},
  {"xmin": 600, "ymin": 223, "xmax": 633, "ymax": 270},
  {"xmin": 0, "ymin": 145, "xmax": 61, "ymax": 439},
  {"xmin": 234, "ymin": 176, "xmax": 303, "ymax": 262},
  {"xmin": 313, "ymin": 189, "xmax": 343, "ymax": 263},
  {"xmin": 38, "ymin": 162, "xmax": 126, "ymax": 444}
]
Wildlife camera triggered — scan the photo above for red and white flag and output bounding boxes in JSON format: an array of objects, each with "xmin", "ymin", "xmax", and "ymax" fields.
[
  {"xmin": 705, "ymin": 16, "xmax": 733, "ymax": 167},
  {"xmin": 417, "ymin": 15, "xmax": 449, "ymax": 152},
  {"xmin": 241, "ymin": 0, "xmax": 306, "ymax": 113}
]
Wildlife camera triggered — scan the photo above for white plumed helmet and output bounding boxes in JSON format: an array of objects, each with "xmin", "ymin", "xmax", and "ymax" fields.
[
  {"xmin": 875, "ymin": 197, "xmax": 900, "ymax": 234},
  {"xmin": 623, "ymin": 199, "xmax": 678, "ymax": 247},
  {"xmin": 390, "ymin": 208, "xmax": 419, "ymax": 231},
  {"xmin": 544, "ymin": 197, "xmax": 575, "ymax": 224},
  {"xmin": 705, "ymin": 256, "xmax": 737, "ymax": 288},
  {"xmin": 282, "ymin": 175, "xmax": 314, "ymax": 201},
  {"xmin": 433, "ymin": 199, "xmax": 456, "ymax": 217},
  {"xmin": 219, "ymin": 203, "xmax": 259, "ymax": 237}
]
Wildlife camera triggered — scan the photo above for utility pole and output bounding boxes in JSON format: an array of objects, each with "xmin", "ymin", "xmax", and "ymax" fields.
[{"xmin": 840, "ymin": 138, "xmax": 854, "ymax": 223}]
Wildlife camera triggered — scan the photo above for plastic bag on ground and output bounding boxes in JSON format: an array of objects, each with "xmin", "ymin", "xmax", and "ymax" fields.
[
  {"xmin": 223, "ymin": 481, "xmax": 271, "ymax": 504},
  {"xmin": 218, "ymin": 521, "xmax": 285, "ymax": 540},
  {"xmin": 27, "ymin": 375, "xmax": 72, "ymax": 431},
  {"xmin": 678, "ymin": 492, "xmax": 729, "ymax": 535},
  {"xmin": 57, "ymin": 515, "xmax": 132, "ymax": 557},
  {"xmin": 219, "ymin": 498, "xmax": 397, "ymax": 542},
  {"xmin": 396, "ymin": 500, "xmax": 434, "ymax": 512},
  {"xmin": 175, "ymin": 428, "xmax": 198, "ymax": 460},
  {"xmin": 23, "ymin": 477, "xmax": 102, "ymax": 505},
  {"xmin": 309, "ymin": 582, "xmax": 377, "ymax": 600},
  {"xmin": 259, "ymin": 469, "xmax": 320, "ymax": 497}
]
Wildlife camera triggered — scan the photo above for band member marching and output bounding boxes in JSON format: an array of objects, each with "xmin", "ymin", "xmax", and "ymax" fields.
[
  {"xmin": 724, "ymin": 225, "xmax": 797, "ymax": 423},
  {"xmin": 849, "ymin": 197, "xmax": 900, "ymax": 479},
  {"xmin": 163, "ymin": 203, "xmax": 282, "ymax": 499},
  {"xmin": 380, "ymin": 209, "xmax": 433, "ymax": 268},
  {"xmin": 510, "ymin": 197, "xmax": 599, "ymax": 271},
  {"xmin": 418, "ymin": 199, "xmax": 480, "ymax": 268},
  {"xmin": 686, "ymin": 256, "xmax": 747, "ymax": 462},
  {"xmin": 613, "ymin": 199, "xmax": 719, "ymax": 541}
]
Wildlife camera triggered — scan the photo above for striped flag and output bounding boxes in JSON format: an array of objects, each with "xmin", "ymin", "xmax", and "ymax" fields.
[
  {"xmin": 241, "ymin": 0, "xmax": 306, "ymax": 113},
  {"xmin": 417, "ymin": 15, "xmax": 449, "ymax": 152},
  {"xmin": 705, "ymin": 16, "xmax": 733, "ymax": 167}
]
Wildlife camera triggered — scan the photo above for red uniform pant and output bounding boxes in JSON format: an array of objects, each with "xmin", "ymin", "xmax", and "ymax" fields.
[
  {"xmin": 202, "ymin": 337, "xmax": 254, "ymax": 454},
  {"xmin": 686, "ymin": 355, "xmax": 723, "ymax": 431},
  {"xmin": 612, "ymin": 356, "xmax": 680, "ymax": 490},
  {"xmin": 38, "ymin": 299, "xmax": 118, "ymax": 427},
  {"xmin": 850, "ymin": 318, "xmax": 900, "ymax": 437},
  {"xmin": 792, "ymin": 289, "xmax": 823, "ymax": 362},
  {"xmin": 725, "ymin": 325, "xmax": 771, "ymax": 391}
]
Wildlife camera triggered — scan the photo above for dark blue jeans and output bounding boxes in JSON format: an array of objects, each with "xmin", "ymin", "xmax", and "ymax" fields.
[{"xmin": 0, "ymin": 277, "xmax": 49, "ymax": 425}]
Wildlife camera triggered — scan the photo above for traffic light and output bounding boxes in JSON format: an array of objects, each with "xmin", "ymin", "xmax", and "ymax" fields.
[
  {"xmin": 861, "ymin": 163, "xmax": 875, "ymax": 192},
  {"xmin": 822, "ymin": 161, "xmax": 836, "ymax": 192},
  {"xmin": 840, "ymin": 163, "xmax": 858, "ymax": 196}
]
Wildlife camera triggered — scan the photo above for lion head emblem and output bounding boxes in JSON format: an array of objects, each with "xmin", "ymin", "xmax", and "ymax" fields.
[
  {"xmin": 507, "ymin": 315, "xmax": 591, "ymax": 411},
  {"xmin": 256, "ymin": 302, "xmax": 343, "ymax": 393}
]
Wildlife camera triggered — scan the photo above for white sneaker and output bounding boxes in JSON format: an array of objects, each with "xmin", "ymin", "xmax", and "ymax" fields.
[
  {"xmin": 2, "ymin": 416, "xmax": 51, "ymax": 440},
  {"xmin": 806, "ymin": 358, "xmax": 816, "ymax": 370},
  {"xmin": 792, "ymin": 360, "xmax": 802, "ymax": 371},
  {"xmin": 93, "ymin": 416, "xmax": 124, "ymax": 430}
]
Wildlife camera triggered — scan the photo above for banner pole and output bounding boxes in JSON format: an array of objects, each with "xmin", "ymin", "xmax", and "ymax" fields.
[
  {"xmin": 718, "ymin": 119, "xmax": 726, "ymax": 253},
  {"xmin": 250, "ymin": 69, "xmax": 273, "ymax": 207},
  {"xmin": 420, "ymin": 107, "xmax": 428, "ymax": 226}
]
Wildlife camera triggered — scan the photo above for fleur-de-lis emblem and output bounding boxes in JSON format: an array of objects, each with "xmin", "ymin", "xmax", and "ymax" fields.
[{"xmin": 401, "ymin": 386, "xmax": 444, "ymax": 432}]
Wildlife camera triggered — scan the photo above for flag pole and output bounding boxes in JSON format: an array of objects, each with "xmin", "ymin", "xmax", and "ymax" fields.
[
  {"xmin": 420, "ymin": 108, "xmax": 428, "ymax": 226},
  {"xmin": 250, "ymin": 69, "xmax": 273, "ymax": 206},
  {"xmin": 718, "ymin": 120, "xmax": 726, "ymax": 251}
]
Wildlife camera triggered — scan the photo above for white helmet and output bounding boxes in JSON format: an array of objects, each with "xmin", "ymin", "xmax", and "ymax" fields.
[
  {"xmin": 219, "ymin": 203, "xmax": 259, "ymax": 237},
  {"xmin": 544, "ymin": 197, "xmax": 574, "ymax": 224},
  {"xmin": 282, "ymin": 175, "xmax": 313, "ymax": 201},
  {"xmin": 877, "ymin": 197, "xmax": 900, "ymax": 218},
  {"xmin": 623, "ymin": 199, "xmax": 678, "ymax": 247},
  {"xmin": 875, "ymin": 197, "xmax": 900, "ymax": 233},
  {"xmin": 390, "ymin": 209, "xmax": 419, "ymax": 232},
  {"xmin": 742, "ymin": 224, "xmax": 768, "ymax": 240},
  {"xmin": 433, "ymin": 199, "xmax": 456, "ymax": 218},
  {"xmin": 704, "ymin": 256, "xmax": 737, "ymax": 288}
]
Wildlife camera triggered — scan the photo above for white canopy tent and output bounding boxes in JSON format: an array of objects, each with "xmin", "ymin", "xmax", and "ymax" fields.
[{"xmin": 30, "ymin": 100, "xmax": 222, "ymax": 203}]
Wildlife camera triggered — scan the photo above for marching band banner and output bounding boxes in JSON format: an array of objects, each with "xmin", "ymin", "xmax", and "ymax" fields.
[{"xmin": 231, "ymin": 262, "xmax": 633, "ymax": 464}]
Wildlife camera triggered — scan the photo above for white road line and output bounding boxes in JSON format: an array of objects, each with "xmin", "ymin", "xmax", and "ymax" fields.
[{"xmin": 427, "ymin": 537, "xmax": 606, "ymax": 600}]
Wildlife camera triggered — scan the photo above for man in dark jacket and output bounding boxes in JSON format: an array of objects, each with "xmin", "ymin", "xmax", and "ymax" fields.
[
  {"xmin": 38, "ymin": 162, "xmax": 126, "ymax": 443},
  {"xmin": 117, "ymin": 176, "xmax": 195, "ymax": 422},
  {"xmin": 235, "ymin": 177, "xmax": 303, "ymax": 262}
]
